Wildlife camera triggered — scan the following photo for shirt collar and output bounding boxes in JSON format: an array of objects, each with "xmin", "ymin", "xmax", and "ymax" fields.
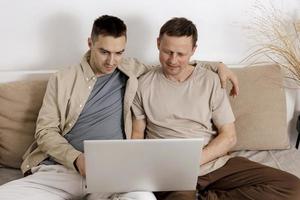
[
  {"xmin": 80, "ymin": 51, "xmax": 97, "ymax": 82},
  {"xmin": 80, "ymin": 51, "xmax": 131, "ymax": 81}
]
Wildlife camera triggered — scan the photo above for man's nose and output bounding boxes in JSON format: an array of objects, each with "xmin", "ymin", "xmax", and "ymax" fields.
[
  {"xmin": 107, "ymin": 54, "xmax": 114, "ymax": 65},
  {"xmin": 168, "ymin": 53, "xmax": 177, "ymax": 64}
]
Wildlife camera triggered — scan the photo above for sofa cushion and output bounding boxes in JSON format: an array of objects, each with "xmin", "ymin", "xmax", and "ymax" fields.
[
  {"xmin": 229, "ymin": 64, "xmax": 289, "ymax": 150},
  {"xmin": 0, "ymin": 80, "xmax": 48, "ymax": 168}
]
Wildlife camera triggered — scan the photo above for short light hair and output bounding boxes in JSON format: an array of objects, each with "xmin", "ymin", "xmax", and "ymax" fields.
[{"xmin": 159, "ymin": 17, "xmax": 198, "ymax": 47}]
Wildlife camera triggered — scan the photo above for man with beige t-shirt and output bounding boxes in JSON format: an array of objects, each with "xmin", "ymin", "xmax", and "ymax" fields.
[{"xmin": 131, "ymin": 17, "xmax": 300, "ymax": 200}]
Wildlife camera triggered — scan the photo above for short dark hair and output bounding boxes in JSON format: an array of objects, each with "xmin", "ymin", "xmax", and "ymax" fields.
[
  {"xmin": 91, "ymin": 15, "xmax": 127, "ymax": 41},
  {"xmin": 159, "ymin": 17, "xmax": 198, "ymax": 47}
]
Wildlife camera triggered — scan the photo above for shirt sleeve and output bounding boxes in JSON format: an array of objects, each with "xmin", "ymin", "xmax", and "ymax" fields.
[
  {"xmin": 35, "ymin": 73, "xmax": 81, "ymax": 170},
  {"xmin": 131, "ymin": 87, "xmax": 146, "ymax": 120},
  {"xmin": 211, "ymin": 78, "xmax": 235, "ymax": 128},
  {"xmin": 120, "ymin": 58, "xmax": 152, "ymax": 77},
  {"xmin": 198, "ymin": 61, "xmax": 221, "ymax": 72}
]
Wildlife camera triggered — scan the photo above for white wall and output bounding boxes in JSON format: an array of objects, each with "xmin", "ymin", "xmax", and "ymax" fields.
[{"xmin": 0, "ymin": 0, "xmax": 299, "ymax": 70}]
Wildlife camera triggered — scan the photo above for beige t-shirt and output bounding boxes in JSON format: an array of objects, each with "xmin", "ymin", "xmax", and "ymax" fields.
[{"xmin": 132, "ymin": 62, "xmax": 235, "ymax": 175}]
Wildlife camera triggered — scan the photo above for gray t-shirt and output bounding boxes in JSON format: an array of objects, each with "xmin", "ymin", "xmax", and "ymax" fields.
[
  {"xmin": 64, "ymin": 69, "xmax": 127, "ymax": 151},
  {"xmin": 42, "ymin": 69, "xmax": 127, "ymax": 165}
]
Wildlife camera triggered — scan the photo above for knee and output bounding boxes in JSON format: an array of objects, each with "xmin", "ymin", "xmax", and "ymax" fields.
[
  {"xmin": 286, "ymin": 174, "xmax": 300, "ymax": 200},
  {"xmin": 135, "ymin": 192, "xmax": 157, "ymax": 200},
  {"xmin": 273, "ymin": 171, "xmax": 300, "ymax": 200},
  {"xmin": 119, "ymin": 191, "xmax": 157, "ymax": 200}
]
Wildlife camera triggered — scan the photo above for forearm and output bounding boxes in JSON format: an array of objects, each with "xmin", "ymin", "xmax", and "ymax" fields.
[
  {"xmin": 131, "ymin": 116, "xmax": 146, "ymax": 139},
  {"xmin": 35, "ymin": 128, "xmax": 81, "ymax": 169},
  {"xmin": 200, "ymin": 124, "xmax": 236, "ymax": 165},
  {"xmin": 131, "ymin": 130, "xmax": 144, "ymax": 139},
  {"xmin": 199, "ymin": 61, "xmax": 222, "ymax": 72}
]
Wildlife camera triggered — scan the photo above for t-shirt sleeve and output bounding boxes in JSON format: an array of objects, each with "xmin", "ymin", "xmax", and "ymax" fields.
[
  {"xmin": 211, "ymin": 78, "xmax": 235, "ymax": 128},
  {"xmin": 131, "ymin": 88, "xmax": 146, "ymax": 120}
]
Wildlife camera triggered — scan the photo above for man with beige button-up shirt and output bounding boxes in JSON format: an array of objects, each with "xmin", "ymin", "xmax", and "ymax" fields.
[{"xmin": 0, "ymin": 15, "xmax": 239, "ymax": 200}]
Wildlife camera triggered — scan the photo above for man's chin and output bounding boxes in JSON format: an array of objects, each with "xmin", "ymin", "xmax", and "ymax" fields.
[
  {"xmin": 165, "ymin": 68, "xmax": 180, "ymax": 75},
  {"xmin": 104, "ymin": 66, "xmax": 116, "ymax": 73}
]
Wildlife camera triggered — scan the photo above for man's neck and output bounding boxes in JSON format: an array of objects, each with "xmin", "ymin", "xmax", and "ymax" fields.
[{"xmin": 164, "ymin": 64, "xmax": 195, "ymax": 82}]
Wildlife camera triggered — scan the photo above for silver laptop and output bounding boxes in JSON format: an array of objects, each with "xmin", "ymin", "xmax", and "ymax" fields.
[{"xmin": 84, "ymin": 138, "xmax": 204, "ymax": 193}]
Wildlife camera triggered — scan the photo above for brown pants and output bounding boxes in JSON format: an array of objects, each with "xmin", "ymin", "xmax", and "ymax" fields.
[{"xmin": 155, "ymin": 157, "xmax": 300, "ymax": 200}]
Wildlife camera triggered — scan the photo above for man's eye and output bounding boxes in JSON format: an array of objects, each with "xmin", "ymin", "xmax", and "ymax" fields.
[{"xmin": 100, "ymin": 50, "xmax": 108, "ymax": 54}]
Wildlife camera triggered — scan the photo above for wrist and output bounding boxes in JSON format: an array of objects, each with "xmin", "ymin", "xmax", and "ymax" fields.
[{"xmin": 73, "ymin": 157, "xmax": 79, "ymax": 172}]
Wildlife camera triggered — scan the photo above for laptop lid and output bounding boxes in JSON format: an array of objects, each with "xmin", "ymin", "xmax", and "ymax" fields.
[{"xmin": 84, "ymin": 138, "xmax": 204, "ymax": 193}]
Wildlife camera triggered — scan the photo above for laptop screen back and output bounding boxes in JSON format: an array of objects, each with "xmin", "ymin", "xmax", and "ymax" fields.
[{"xmin": 84, "ymin": 138, "xmax": 203, "ymax": 193}]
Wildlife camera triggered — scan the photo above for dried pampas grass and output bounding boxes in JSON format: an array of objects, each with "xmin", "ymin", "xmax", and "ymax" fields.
[{"xmin": 242, "ymin": 3, "xmax": 300, "ymax": 86}]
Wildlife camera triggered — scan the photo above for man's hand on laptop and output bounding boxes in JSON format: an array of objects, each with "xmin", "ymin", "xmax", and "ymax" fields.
[{"xmin": 75, "ymin": 153, "xmax": 86, "ymax": 177}]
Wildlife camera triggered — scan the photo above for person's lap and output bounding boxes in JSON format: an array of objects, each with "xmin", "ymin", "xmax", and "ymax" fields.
[
  {"xmin": 0, "ymin": 165, "xmax": 84, "ymax": 200},
  {"xmin": 155, "ymin": 157, "xmax": 300, "ymax": 200},
  {"xmin": 0, "ymin": 165, "xmax": 156, "ymax": 200},
  {"xmin": 198, "ymin": 157, "xmax": 300, "ymax": 200}
]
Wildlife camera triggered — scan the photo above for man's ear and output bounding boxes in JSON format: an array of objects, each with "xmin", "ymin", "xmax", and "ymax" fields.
[
  {"xmin": 192, "ymin": 44, "xmax": 197, "ymax": 55},
  {"xmin": 157, "ymin": 38, "xmax": 161, "ymax": 50},
  {"xmin": 88, "ymin": 38, "xmax": 93, "ymax": 49}
]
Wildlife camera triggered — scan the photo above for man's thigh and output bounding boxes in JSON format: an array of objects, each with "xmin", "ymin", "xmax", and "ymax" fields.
[
  {"xmin": 198, "ymin": 156, "xmax": 294, "ymax": 189},
  {"xmin": 155, "ymin": 157, "xmax": 300, "ymax": 200},
  {"xmin": 0, "ymin": 164, "xmax": 85, "ymax": 200},
  {"xmin": 198, "ymin": 157, "xmax": 300, "ymax": 200}
]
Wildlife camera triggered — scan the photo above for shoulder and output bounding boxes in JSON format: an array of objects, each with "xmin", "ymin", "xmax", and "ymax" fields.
[
  {"xmin": 138, "ymin": 67, "xmax": 160, "ymax": 82},
  {"xmin": 119, "ymin": 57, "xmax": 149, "ymax": 77},
  {"xmin": 48, "ymin": 65, "xmax": 80, "ymax": 89},
  {"xmin": 137, "ymin": 67, "xmax": 161, "ymax": 90},
  {"xmin": 54, "ymin": 64, "xmax": 81, "ymax": 79},
  {"xmin": 193, "ymin": 62, "xmax": 220, "ymax": 87}
]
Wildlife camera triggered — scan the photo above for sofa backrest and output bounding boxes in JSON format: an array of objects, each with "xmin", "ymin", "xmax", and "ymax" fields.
[
  {"xmin": 0, "ymin": 64, "xmax": 298, "ymax": 169},
  {"xmin": 0, "ymin": 79, "xmax": 48, "ymax": 168},
  {"xmin": 229, "ymin": 65, "xmax": 289, "ymax": 150}
]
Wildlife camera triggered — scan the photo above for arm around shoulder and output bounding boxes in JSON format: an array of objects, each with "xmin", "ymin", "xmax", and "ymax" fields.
[
  {"xmin": 121, "ymin": 57, "xmax": 153, "ymax": 77},
  {"xmin": 200, "ymin": 61, "xmax": 239, "ymax": 96}
]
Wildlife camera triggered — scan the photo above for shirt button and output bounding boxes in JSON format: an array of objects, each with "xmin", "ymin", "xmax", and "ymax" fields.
[
  {"xmin": 88, "ymin": 86, "xmax": 92, "ymax": 90},
  {"xmin": 86, "ymin": 77, "xmax": 89, "ymax": 81},
  {"xmin": 26, "ymin": 165, "xmax": 30, "ymax": 168},
  {"xmin": 92, "ymin": 77, "xmax": 96, "ymax": 80},
  {"xmin": 68, "ymin": 123, "xmax": 72, "ymax": 127},
  {"xmin": 79, "ymin": 104, "xmax": 83, "ymax": 108}
]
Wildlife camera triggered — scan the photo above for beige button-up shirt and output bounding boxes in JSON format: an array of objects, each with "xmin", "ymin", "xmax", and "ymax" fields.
[{"xmin": 20, "ymin": 52, "xmax": 151, "ymax": 173}]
